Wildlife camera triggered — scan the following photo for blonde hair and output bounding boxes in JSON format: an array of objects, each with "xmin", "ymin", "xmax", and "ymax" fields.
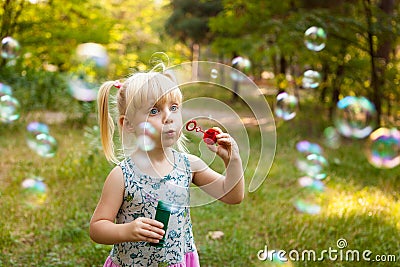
[{"xmin": 97, "ymin": 72, "xmax": 186, "ymax": 163}]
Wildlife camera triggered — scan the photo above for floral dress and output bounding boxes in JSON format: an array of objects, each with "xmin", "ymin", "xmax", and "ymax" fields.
[{"xmin": 104, "ymin": 149, "xmax": 200, "ymax": 267}]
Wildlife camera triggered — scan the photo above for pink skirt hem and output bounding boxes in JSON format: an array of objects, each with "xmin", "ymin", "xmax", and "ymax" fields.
[{"xmin": 103, "ymin": 251, "xmax": 200, "ymax": 267}]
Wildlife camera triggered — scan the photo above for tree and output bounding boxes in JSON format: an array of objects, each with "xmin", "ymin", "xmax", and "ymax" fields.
[{"xmin": 165, "ymin": 0, "xmax": 223, "ymax": 61}]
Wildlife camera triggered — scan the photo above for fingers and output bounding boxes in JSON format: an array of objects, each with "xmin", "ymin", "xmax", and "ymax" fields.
[{"xmin": 134, "ymin": 218, "xmax": 165, "ymax": 243}]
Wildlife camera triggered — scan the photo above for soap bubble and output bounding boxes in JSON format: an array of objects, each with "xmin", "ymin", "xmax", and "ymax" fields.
[
  {"xmin": 137, "ymin": 122, "xmax": 157, "ymax": 151},
  {"xmin": 21, "ymin": 176, "xmax": 47, "ymax": 207},
  {"xmin": 210, "ymin": 68, "xmax": 218, "ymax": 79},
  {"xmin": 275, "ymin": 92, "xmax": 298, "ymax": 121},
  {"xmin": 0, "ymin": 94, "xmax": 20, "ymax": 123},
  {"xmin": 76, "ymin": 43, "xmax": 109, "ymax": 68},
  {"xmin": 298, "ymin": 176, "xmax": 325, "ymax": 192},
  {"xmin": 26, "ymin": 122, "xmax": 50, "ymax": 151},
  {"xmin": 149, "ymin": 52, "xmax": 170, "ymax": 72},
  {"xmin": 294, "ymin": 198, "xmax": 321, "ymax": 214},
  {"xmin": 257, "ymin": 248, "xmax": 294, "ymax": 266},
  {"xmin": 304, "ymin": 26, "xmax": 327, "ymax": 52},
  {"xmin": 230, "ymin": 56, "xmax": 251, "ymax": 82},
  {"xmin": 323, "ymin": 126, "xmax": 341, "ymax": 149},
  {"xmin": 296, "ymin": 140, "xmax": 323, "ymax": 155},
  {"xmin": 366, "ymin": 127, "xmax": 400, "ymax": 169},
  {"xmin": 29, "ymin": 133, "xmax": 58, "ymax": 158},
  {"xmin": 335, "ymin": 96, "xmax": 377, "ymax": 139},
  {"xmin": 67, "ymin": 75, "xmax": 98, "ymax": 102},
  {"xmin": 0, "ymin": 83, "xmax": 12, "ymax": 96},
  {"xmin": 1, "ymin": 36, "xmax": 21, "ymax": 59},
  {"xmin": 296, "ymin": 153, "xmax": 328, "ymax": 180},
  {"xmin": 302, "ymin": 70, "xmax": 321, "ymax": 89}
]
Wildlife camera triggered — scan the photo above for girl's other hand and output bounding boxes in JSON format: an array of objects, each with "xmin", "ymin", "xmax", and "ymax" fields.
[
  {"xmin": 124, "ymin": 217, "xmax": 165, "ymax": 243},
  {"xmin": 206, "ymin": 127, "xmax": 240, "ymax": 164}
]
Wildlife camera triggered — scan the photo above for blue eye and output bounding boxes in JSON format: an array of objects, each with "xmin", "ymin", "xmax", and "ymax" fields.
[
  {"xmin": 170, "ymin": 105, "xmax": 179, "ymax": 112},
  {"xmin": 150, "ymin": 108, "xmax": 159, "ymax": 115}
]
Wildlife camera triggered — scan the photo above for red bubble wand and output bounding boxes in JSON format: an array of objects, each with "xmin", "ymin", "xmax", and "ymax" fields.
[{"xmin": 185, "ymin": 120, "xmax": 218, "ymax": 145}]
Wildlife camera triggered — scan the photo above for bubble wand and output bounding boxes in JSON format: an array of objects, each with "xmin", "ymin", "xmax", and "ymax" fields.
[{"xmin": 185, "ymin": 120, "xmax": 218, "ymax": 145}]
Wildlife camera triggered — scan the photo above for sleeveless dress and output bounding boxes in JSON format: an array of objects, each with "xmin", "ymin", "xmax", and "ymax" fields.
[{"xmin": 103, "ymin": 149, "xmax": 200, "ymax": 267}]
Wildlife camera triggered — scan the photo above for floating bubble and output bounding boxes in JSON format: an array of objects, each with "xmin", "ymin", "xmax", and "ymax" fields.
[
  {"xmin": 26, "ymin": 122, "xmax": 50, "ymax": 151},
  {"xmin": 76, "ymin": 43, "xmax": 109, "ymax": 68},
  {"xmin": 296, "ymin": 140, "xmax": 323, "ymax": 155},
  {"xmin": 335, "ymin": 96, "xmax": 377, "ymax": 139},
  {"xmin": 1, "ymin": 37, "xmax": 21, "ymax": 59},
  {"xmin": 230, "ymin": 56, "xmax": 251, "ymax": 82},
  {"xmin": 210, "ymin": 68, "xmax": 218, "ymax": 79},
  {"xmin": 29, "ymin": 133, "xmax": 58, "ymax": 158},
  {"xmin": 0, "ymin": 82, "xmax": 12, "ymax": 96},
  {"xmin": 302, "ymin": 70, "xmax": 321, "ymax": 89},
  {"xmin": 298, "ymin": 176, "xmax": 325, "ymax": 192},
  {"xmin": 294, "ymin": 198, "xmax": 321, "ymax": 214},
  {"xmin": 304, "ymin": 26, "xmax": 327, "ymax": 52},
  {"xmin": 323, "ymin": 126, "xmax": 341, "ymax": 149},
  {"xmin": 136, "ymin": 122, "xmax": 157, "ymax": 151},
  {"xmin": 296, "ymin": 153, "xmax": 328, "ymax": 180},
  {"xmin": 258, "ymin": 248, "xmax": 294, "ymax": 266},
  {"xmin": 21, "ymin": 176, "xmax": 47, "ymax": 207},
  {"xmin": 149, "ymin": 52, "xmax": 170, "ymax": 71},
  {"xmin": 137, "ymin": 135, "xmax": 156, "ymax": 151},
  {"xmin": 275, "ymin": 92, "xmax": 298, "ymax": 121},
  {"xmin": 366, "ymin": 127, "xmax": 400, "ymax": 169},
  {"xmin": 67, "ymin": 76, "xmax": 98, "ymax": 102},
  {"xmin": 0, "ymin": 94, "xmax": 20, "ymax": 123}
]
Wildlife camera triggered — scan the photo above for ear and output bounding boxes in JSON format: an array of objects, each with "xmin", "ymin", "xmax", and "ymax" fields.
[{"xmin": 119, "ymin": 115, "xmax": 135, "ymax": 132}]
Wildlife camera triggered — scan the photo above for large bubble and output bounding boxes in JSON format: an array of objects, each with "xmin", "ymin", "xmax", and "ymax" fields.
[
  {"xmin": 121, "ymin": 61, "xmax": 276, "ymax": 207},
  {"xmin": 366, "ymin": 127, "xmax": 400, "ymax": 169},
  {"xmin": 334, "ymin": 96, "xmax": 377, "ymax": 139},
  {"xmin": 304, "ymin": 26, "xmax": 327, "ymax": 52},
  {"xmin": 1, "ymin": 36, "xmax": 21, "ymax": 59},
  {"xmin": 0, "ymin": 94, "xmax": 20, "ymax": 123}
]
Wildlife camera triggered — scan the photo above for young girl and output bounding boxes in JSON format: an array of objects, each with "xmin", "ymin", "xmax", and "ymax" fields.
[{"xmin": 90, "ymin": 71, "xmax": 244, "ymax": 267}]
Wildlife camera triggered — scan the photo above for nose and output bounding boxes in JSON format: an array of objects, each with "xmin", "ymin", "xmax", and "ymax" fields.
[{"xmin": 162, "ymin": 108, "xmax": 173, "ymax": 124}]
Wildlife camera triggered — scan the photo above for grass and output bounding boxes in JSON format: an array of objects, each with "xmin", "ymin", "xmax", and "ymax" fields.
[{"xmin": 0, "ymin": 91, "xmax": 399, "ymax": 266}]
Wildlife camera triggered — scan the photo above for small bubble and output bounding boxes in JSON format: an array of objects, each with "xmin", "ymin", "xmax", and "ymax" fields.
[
  {"xmin": 302, "ymin": 70, "xmax": 321, "ymax": 89},
  {"xmin": 210, "ymin": 68, "xmax": 218, "ymax": 79},
  {"xmin": 275, "ymin": 92, "xmax": 298, "ymax": 121},
  {"xmin": 0, "ymin": 94, "xmax": 20, "ymax": 123},
  {"xmin": 21, "ymin": 176, "xmax": 47, "ymax": 208},
  {"xmin": 304, "ymin": 26, "xmax": 327, "ymax": 52},
  {"xmin": 1, "ymin": 37, "xmax": 21, "ymax": 59},
  {"xmin": 294, "ymin": 198, "xmax": 321, "ymax": 215}
]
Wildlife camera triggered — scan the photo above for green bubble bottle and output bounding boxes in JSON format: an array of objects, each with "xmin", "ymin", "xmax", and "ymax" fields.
[{"xmin": 150, "ymin": 200, "xmax": 172, "ymax": 247}]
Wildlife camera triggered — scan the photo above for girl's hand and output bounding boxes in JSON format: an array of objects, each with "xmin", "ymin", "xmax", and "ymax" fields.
[
  {"xmin": 124, "ymin": 217, "xmax": 165, "ymax": 243},
  {"xmin": 207, "ymin": 127, "xmax": 240, "ymax": 164}
]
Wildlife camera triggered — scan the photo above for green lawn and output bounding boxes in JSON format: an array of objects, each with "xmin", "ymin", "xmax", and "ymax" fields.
[{"xmin": 0, "ymin": 96, "xmax": 399, "ymax": 266}]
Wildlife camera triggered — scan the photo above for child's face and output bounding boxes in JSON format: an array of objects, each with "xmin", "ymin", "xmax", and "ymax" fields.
[{"xmin": 130, "ymin": 97, "xmax": 183, "ymax": 149}]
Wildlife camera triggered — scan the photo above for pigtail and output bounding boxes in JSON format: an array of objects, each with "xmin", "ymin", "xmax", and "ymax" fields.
[{"xmin": 97, "ymin": 81, "xmax": 118, "ymax": 163}]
